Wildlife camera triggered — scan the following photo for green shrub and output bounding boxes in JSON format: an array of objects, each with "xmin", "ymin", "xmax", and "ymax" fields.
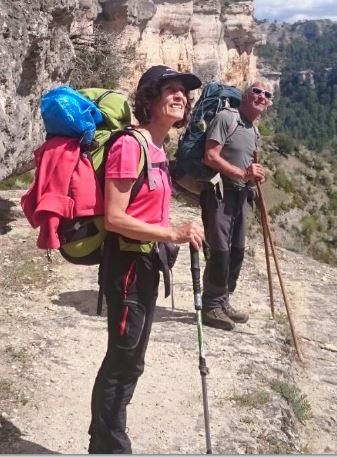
[
  {"xmin": 259, "ymin": 123, "xmax": 273, "ymax": 137},
  {"xmin": 0, "ymin": 172, "xmax": 33, "ymax": 190},
  {"xmin": 165, "ymin": 142, "xmax": 178, "ymax": 160},
  {"xmin": 273, "ymin": 169, "xmax": 294, "ymax": 193},
  {"xmin": 301, "ymin": 215, "xmax": 318, "ymax": 238},
  {"xmin": 311, "ymin": 241, "xmax": 337, "ymax": 265},
  {"xmin": 292, "ymin": 192, "xmax": 306, "ymax": 209},
  {"xmin": 274, "ymin": 133, "xmax": 295, "ymax": 155},
  {"xmin": 70, "ymin": 25, "xmax": 124, "ymax": 89},
  {"xmin": 269, "ymin": 201, "xmax": 292, "ymax": 220},
  {"xmin": 328, "ymin": 190, "xmax": 337, "ymax": 211}
]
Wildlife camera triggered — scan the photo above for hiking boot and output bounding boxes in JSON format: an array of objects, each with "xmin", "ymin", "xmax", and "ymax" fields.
[
  {"xmin": 223, "ymin": 304, "xmax": 249, "ymax": 323},
  {"xmin": 202, "ymin": 307, "xmax": 235, "ymax": 331}
]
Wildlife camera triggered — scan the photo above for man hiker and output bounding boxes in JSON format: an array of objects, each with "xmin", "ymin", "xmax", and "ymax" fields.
[{"xmin": 200, "ymin": 79, "xmax": 273, "ymax": 330}]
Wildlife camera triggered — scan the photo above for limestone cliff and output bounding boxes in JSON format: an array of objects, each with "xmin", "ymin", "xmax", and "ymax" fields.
[
  {"xmin": 98, "ymin": 0, "xmax": 258, "ymax": 92},
  {"xmin": 0, "ymin": 0, "xmax": 79, "ymax": 180},
  {"xmin": 0, "ymin": 0, "xmax": 258, "ymax": 180}
]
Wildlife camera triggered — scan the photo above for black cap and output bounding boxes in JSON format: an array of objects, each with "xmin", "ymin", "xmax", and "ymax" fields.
[{"xmin": 137, "ymin": 65, "xmax": 202, "ymax": 91}]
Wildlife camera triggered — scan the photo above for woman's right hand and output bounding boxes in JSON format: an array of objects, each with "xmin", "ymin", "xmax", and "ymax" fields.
[{"xmin": 171, "ymin": 221, "xmax": 204, "ymax": 250}]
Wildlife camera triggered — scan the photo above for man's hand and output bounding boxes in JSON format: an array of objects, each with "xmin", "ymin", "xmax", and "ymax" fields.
[{"xmin": 245, "ymin": 163, "xmax": 265, "ymax": 183}]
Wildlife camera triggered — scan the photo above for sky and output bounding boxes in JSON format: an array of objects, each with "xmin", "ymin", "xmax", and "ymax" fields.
[{"xmin": 254, "ymin": 0, "xmax": 337, "ymax": 23}]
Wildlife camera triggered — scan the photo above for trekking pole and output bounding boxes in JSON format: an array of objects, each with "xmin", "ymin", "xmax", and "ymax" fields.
[
  {"xmin": 190, "ymin": 243, "xmax": 212, "ymax": 454},
  {"xmin": 255, "ymin": 180, "xmax": 303, "ymax": 362}
]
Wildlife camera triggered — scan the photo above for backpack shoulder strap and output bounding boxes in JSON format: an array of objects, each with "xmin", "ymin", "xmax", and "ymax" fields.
[
  {"xmin": 224, "ymin": 107, "xmax": 259, "ymax": 150},
  {"xmin": 225, "ymin": 108, "xmax": 241, "ymax": 141},
  {"xmin": 125, "ymin": 127, "xmax": 156, "ymax": 191},
  {"xmin": 101, "ymin": 126, "xmax": 158, "ymax": 203}
]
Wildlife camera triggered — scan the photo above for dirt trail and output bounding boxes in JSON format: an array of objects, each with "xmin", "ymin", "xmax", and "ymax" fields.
[{"xmin": 0, "ymin": 190, "xmax": 336, "ymax": 454}]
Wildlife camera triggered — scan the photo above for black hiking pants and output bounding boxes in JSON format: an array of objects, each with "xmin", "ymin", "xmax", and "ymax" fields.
[
  {"xmin": 200, "ymin": 184, "xmax": 248, "ymax": 310},
  {"xmin": 88, "ymin": 235, "xmax": 160, "ymax": 454}
]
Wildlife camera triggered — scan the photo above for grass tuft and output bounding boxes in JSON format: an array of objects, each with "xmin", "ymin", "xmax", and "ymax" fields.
[
  {"xmin": 271, "ymin": 380, "xmax": 312, "ymax": 422},
  {"xmin": 0, "ymin": 172, "xmax": 33, "ymax": 190},
  {"xmin": 230, "ymin": 389, "xmax": 270, "ymax": 408},
  {"xmin": 238, "ymin": 364, "xmax": 254, "ymax": 376}
]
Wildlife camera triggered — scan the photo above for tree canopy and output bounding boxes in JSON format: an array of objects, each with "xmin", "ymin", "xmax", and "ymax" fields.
[{"xmin": 257, "ymin": 22, "xmax": 337, "ymax": 153}]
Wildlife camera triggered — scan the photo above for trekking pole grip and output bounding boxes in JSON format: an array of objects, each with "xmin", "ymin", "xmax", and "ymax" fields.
[{"xmin": 189, "ymin": 243, "xmax": 201, "ymax": 294}]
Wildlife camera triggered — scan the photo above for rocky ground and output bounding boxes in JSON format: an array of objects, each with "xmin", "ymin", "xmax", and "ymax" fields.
[{"xmin": 0, "ymin": 190, "xmax": 336, "ymax": 454}]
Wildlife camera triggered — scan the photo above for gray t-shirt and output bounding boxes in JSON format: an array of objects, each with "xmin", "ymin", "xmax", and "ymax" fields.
[{"xmin": 206, "ymin": 108, "xmax": 259, "ymax": 187}]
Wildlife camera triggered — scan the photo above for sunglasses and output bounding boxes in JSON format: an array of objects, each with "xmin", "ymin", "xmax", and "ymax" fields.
[{"xmin": 252, "ymin": 87, "xmax": 273, "ymax": 100}]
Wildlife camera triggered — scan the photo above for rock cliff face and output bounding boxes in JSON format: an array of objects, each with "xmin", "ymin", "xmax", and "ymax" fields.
[
  {"xmin": 98, "ymin": 0, "xmax": 258, "ymax": 92},
  {"xmin": 0, "ymin": 0, "xmax": 257, "ymax": 180},
  {"xmin": 256, "ymin": 18, "xmax": 335, "ymax": 47},
  {"xmin": 0, "ymin": 0, "xmax": 79, "ymax": 180}
]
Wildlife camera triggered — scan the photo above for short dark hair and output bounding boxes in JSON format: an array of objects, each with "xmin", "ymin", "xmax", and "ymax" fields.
[{"xmin": 133, "ymin": 80, "xmax": 192, "ymax": 129}]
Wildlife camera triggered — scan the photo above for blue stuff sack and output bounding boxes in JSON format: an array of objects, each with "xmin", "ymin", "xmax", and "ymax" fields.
[{"xmin": 41, "ymin": 86, "xmax": 104, "ymax": 145}]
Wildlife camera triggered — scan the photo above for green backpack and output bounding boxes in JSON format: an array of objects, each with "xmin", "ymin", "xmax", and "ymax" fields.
[
  {"xmin": 23, "ymin": 86, "xmax": 158, "ymax": 315},
  {"xmin": 56, "ymin": 88, "xmax": 154, "ymax": 266},
  {"xmin": 78, "ymin": 88, "xmax": 131, "ymax": 176}
]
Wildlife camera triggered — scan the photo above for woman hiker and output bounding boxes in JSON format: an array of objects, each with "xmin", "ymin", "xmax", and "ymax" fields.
[{"xmin": 88, "ymin": 65, "xmax": 204, "ymax": 454}]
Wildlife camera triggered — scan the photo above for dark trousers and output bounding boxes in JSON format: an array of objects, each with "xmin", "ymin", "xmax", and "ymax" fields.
[
  {"xmin": 200, "ymin": 185, "xmax": 248, "ymax": 310},
  {"xmin": 88, "ymin": 236, "xmax": 160, "ymax": 454}
]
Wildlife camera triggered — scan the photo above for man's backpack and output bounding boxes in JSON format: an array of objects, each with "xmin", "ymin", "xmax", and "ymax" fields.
[{"xmin": 171, "ymin": 81, "xmax": 242, "ymax": 197}]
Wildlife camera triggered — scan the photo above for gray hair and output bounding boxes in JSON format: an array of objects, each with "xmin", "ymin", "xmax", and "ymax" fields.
[{"xmin": 241, "ymin": 78, "xmax": 273, "ymax": 100}]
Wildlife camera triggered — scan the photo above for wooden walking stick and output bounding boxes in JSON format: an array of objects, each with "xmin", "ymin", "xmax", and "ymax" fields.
[
  {"xmin": 253, "ymin": 153, "xmax": 275, "ymax": 318},
  {"xmin": 253, "ymin": 153, "xmax": 303, "ymax": 361},
  {"xmin": 258, "ymin": 194, "xmax": 275, "ymax": 318}
]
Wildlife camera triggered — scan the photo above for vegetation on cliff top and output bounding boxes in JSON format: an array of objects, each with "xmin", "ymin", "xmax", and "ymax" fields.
[
  {"xmin": 257, "ymin": 22, "xmax": 337, "ymax": 152},
  {"xmin": 255, "ymin": 21, "xmax": 337, "ymax": 266}
]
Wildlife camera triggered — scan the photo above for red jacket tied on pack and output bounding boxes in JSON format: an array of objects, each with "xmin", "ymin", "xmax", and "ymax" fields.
[{"xmin": 21, "ymin": 137, "xmax": 104, "ymax": 249}]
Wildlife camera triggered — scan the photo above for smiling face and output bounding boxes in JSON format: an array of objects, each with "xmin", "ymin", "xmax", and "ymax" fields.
[
  {"xmin": 241, "ymin": 80, "xmax": 273, "ymax": 121},
  {"xmin": 150, "ymin": 78, "xmax": 188, "ymax": 126}
]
